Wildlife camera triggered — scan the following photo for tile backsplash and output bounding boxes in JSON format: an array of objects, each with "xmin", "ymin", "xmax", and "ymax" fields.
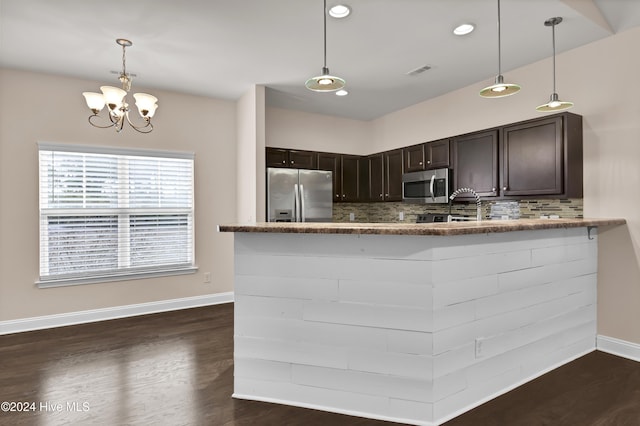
[{"xmin": 333, "ymin": 199, "xmax": 583, "ymax": 223}]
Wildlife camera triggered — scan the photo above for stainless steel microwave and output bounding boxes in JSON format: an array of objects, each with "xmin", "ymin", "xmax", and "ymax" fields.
[{"xmin": 402, "ymin": 168, "xmax": 451, "ymax": 203}]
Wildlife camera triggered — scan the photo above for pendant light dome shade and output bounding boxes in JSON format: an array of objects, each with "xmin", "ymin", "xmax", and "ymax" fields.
[
  {"xmin": 306, "ymin": 0, "xmax": 345, "ymax": 92},
  {"xmin": 536, "ymin": 17, "xmax": 573, "ymax": 112},
  {"xmin": 536, "ymin": 93, "xmax": 573, "ymax": 112},
  {"xmin": 479, "ymin": 75, "xmax": 521, "ymax": 98},
  {"xmin": 306, "ymin": 67, "xmax": 346, "ymax": 91},
  {"xmin": 480, "ymin": 0, "xmax": 520, "ymax": 98}
]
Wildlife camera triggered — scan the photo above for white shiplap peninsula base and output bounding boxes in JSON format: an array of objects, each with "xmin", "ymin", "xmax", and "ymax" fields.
[{"xmin": 222, "ymin": 220, "xmax": 621, "ymax": 425}]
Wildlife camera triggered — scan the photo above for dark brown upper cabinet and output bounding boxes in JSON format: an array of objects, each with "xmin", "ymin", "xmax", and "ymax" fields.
[
  {"xmin": 425, "ymin": 139, "xmax": 450, "ymax": 169},
  {"xmin": 404, "ymin": 139, "xmax": 450, "ymax": 172},
  {"xmin": 365, "ymin": 150, "xmax": 403, "ymax": 202},
  {"xmin": 384, "ymin": 149, "xmax": 404, "ymax": 201},
  {"xmin": 317, "ymin": 152, "xmax": 341, "ymax": 202},
  {"xmin": 340, "ymin": 155, "xmax": 360, "ymax": 202},
  {"xmin": 266, "ymin": 147, "xmax": 290, "ymax": 168},
  {"xmin": 288, "ymin": 150, "xmax": 317, "ymax": 169},
  {"xmin": 266, "ymin": 148, "xmax": 317, "ymax": 169},
  {"xmin": 404, "ymin": 144, "xmax": 426, "ymax": 172},
  {"xmin": 500, "ymin": 112, "xmax": 582, "ymax": 198},
  {"xmin": 452, "ymin": 130, "xmax": 499, "ymax": 199},
  {"xmin": 367, "ymin": 154, "xmax": 384, "ymax": 202}
]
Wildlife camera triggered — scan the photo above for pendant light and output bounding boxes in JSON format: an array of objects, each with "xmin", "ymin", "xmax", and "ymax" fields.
[
  {"xmin": 305, "ymin": 0, "xmax": 345, "ymax": 92},
  {"xmin": 536, "ymin": 17, "xmax": 573, "ymax": 112},
  {"xmin": 479, "ymin": 0, "xmax": 521, "ymax": 98}
]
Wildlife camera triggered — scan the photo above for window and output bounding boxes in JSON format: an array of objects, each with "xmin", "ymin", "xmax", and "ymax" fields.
[{"xmin": 38, "ymin": 143, "xmax": 195, "ymax": 287}]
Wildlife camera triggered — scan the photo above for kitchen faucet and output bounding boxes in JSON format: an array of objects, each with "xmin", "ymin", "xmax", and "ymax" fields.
[{"xmin": 449, "ymin": 188, "xmax": 482, "ymax": 222}]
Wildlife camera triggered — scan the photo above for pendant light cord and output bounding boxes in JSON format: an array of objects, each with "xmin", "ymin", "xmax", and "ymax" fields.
[
  {"xmin": 497, "ymin": 0, "xmax": 502, "ymax": 76},
  {"xmin": 323, "ymin": 0, "xmax": 327, "ymax": 69},
  {"xmin": 551, "ymin": 21, "xmax": 557, "ymax": 94}
]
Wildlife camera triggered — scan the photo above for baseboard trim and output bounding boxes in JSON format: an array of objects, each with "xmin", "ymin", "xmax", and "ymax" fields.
[
  {"xmin": 597, "ymin": 335, "xmax": 640, "ymax": 362},
  {"xmin": 232, "ymin": 393, "xmax": 434, "ymax": 426},
  {"xmin": 0, "ymin": 292, "xmax": 234, "ymax": 336},
  {"xmin": 432, "ymin": 346, "xmax": 595, "ymax": 425}
]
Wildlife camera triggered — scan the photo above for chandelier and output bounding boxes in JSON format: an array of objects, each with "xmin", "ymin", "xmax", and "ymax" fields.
[{"xmin": 82, "ymin": 39, "xmax": 158, "ymax": 134}]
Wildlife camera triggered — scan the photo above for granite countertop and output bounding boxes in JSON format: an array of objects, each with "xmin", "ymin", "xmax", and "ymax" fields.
[{"xmin": 218, "ymin": 218, "xmax": 626, "ymax": 236}]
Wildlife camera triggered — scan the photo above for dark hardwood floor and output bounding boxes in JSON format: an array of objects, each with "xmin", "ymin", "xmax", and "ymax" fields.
[{"xmin": 0, "ymin": 303, "xmax": 639, "ymax": 426}]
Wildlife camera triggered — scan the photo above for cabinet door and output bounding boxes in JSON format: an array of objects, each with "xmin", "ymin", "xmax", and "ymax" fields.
[
  {"xmin": 340, "ymin": 155, "xmax": 360, "ymax": 202},
  {"xmin": 288, "ymin": 150, "xmax": 317, "ymax": 169},
  {"xmin": 358, "ymin": 157, "xmax": 370, "ymax": 202},
  {"xmin": 368, "ymin": 154, "xmax": 384, "ymax": 202},
  {"xmin": 452, "ymin": 130, "xmax": 498, "ymax": 198},
  {"xmin": 266, "ymin": 148, "xmax": 289, "ymax": 168},
  {"xmin": 501, "ymin": 117, "xmax": 562, "ymax": 196},
  {"xmin": 426, "ymin": 139, "xmax": 450, "ymax": 169},
  {"xmin": 404, "ymin": 144, "xmax": 425, "ymax": 172},
  {"xmin": 384, "ymin": 149, "xmax": 403, "ymax": 201},
  {"xmin": 318, "ymin": 152, "xmax": 341, "ymax": 202}
]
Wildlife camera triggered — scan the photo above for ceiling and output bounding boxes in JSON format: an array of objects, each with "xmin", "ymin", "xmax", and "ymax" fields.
[{"xmin": 1, "ymin": 0, "xmax": 639, "ymax": 121}]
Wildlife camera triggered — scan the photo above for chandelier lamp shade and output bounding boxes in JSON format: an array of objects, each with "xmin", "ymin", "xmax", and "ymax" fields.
[
  {"xmin": 305, "ymin": 0, "xmax": 345, "ymax": 92},
  {"xmin": 536, "ymin": 17, "xmax": 573, "ymax": 112},
  {"xmin": 82, "ymin": 39, "xmax": 158, "ymax": 133},
  {"xmin": 479, "ymin": 0, "xmax": 521, "ymax": 98}
]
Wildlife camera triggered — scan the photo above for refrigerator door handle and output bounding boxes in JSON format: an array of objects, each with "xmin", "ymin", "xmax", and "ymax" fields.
[
  {"xmin": 293, "ymin": 183, "xmax": 300, "ymax": 222},
  {"xmin": 299, "ymin": 184, "xmax": 306, "ymax": 222}
]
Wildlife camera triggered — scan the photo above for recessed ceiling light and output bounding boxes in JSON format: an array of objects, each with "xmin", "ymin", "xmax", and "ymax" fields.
[
  {"xmin": 335, "ymin": 89, "xmax": 348, "ymax": 96},
  {"xmin": 329, "ymin": 4, "xmax": 351, "ymax": 19},
  {"xmin": 453, "ymin": 23, "xmax": 475, "ymax": 36}
]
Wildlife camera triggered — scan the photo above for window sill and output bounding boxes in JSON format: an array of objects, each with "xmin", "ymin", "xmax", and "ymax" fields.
[{"xmin": 36, "ymin": 266, "xmax": 198, "ymax": 288}]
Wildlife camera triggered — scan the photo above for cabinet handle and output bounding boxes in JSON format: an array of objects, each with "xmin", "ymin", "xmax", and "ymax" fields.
[
  {"xmin": 385, "ymin": 193, "xmax": 389, "ymax": 197},
  {"xmin": 503, "ymin": 186, "xmax": 507, "ymax": 191},
  {"xmin": 419, "ymin": 161, "xmax": 423, "ymax": 165},
  {"xmin": 427, "ymin": 160, "xmax": 431, "ymax": 164},
  {"xmin": 492, "ymin": 187, "xmax": 496, "ymax": 192},
  {"xmin": 379, "ymin": 193, "xmax": 383, "ymax": 198},
  {"xmin": 342, "ymin": 194, "xmax": 345, "ymax": 198},
  {"xmin": 291, "ymin": 160, "xmax": 294, "ymax": 164},
  {"xmin": 282, "ymin": 160, "xmax": 286, "ymax": 164}
]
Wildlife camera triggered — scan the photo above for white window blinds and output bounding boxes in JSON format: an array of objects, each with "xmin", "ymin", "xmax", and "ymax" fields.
[{"xmin": 38, "ymin": 143, "xmax": 195, "ymax": 286}]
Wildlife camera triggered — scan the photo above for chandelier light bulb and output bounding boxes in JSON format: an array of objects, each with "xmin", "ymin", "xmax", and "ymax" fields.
[
  {"xmin": 100, "ymin": 86, "xmax": 127, "ymax": 110},
  {"xmin": 133, "ymin": 93, "xmax": 159, "ymax": 118},
  {"xmin": 82, "ymin": 92, "xmax": 106, "ymax": 113}
]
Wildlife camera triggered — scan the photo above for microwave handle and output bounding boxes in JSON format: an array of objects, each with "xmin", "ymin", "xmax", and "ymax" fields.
[{"xmin": 429, "ymin": 174, "xmax": 435, "ymax": 202}]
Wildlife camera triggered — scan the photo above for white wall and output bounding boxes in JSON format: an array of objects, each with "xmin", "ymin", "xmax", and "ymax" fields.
[
  {"xmin": 266, "ymin": 107, "xmax": 371, "ymax": 155},
  {"xmin": 0, "ymin": 68, "xmax": 237, "ymax": 321},
  {"xmin": 237, "ymin": 85, "xmax": 266, "ymax": 223}
]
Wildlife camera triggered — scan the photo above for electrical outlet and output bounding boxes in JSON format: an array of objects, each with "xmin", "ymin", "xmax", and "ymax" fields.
[
  {"xmin": 475, "ymin": 337, "xmax": 484, "ymax": 358},
  {"xmin": 204, "ymin": 272, "xmax": 211, "ymax": 283},
  {"xmin": 399, "ymin": 211, "xmax": 404, "ymax": 221},
  {"xmin": 349, "ymin": 212, "xmax": 355, "ymax": 221}
]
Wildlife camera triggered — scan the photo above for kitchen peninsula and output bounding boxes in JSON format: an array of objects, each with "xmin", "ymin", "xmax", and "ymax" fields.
[{"xmin": 219, "ymin": 218, "xmax": 625, "ymax": 425}]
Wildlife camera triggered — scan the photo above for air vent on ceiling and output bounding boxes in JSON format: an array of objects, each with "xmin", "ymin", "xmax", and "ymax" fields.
[{"xmin": 406, "ymin": 65, "xmax": 431, "ymax": 76}]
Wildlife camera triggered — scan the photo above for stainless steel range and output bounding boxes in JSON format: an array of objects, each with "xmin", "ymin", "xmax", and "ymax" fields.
[{"xmin": 415, "ymin": 213, "xmax": 473, "ymax": 223}]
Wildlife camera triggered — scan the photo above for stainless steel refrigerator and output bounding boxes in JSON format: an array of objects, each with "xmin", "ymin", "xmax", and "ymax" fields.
[{"xmin": 267, "ymin": 168, "xmax": 332, "ymax": 222}]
